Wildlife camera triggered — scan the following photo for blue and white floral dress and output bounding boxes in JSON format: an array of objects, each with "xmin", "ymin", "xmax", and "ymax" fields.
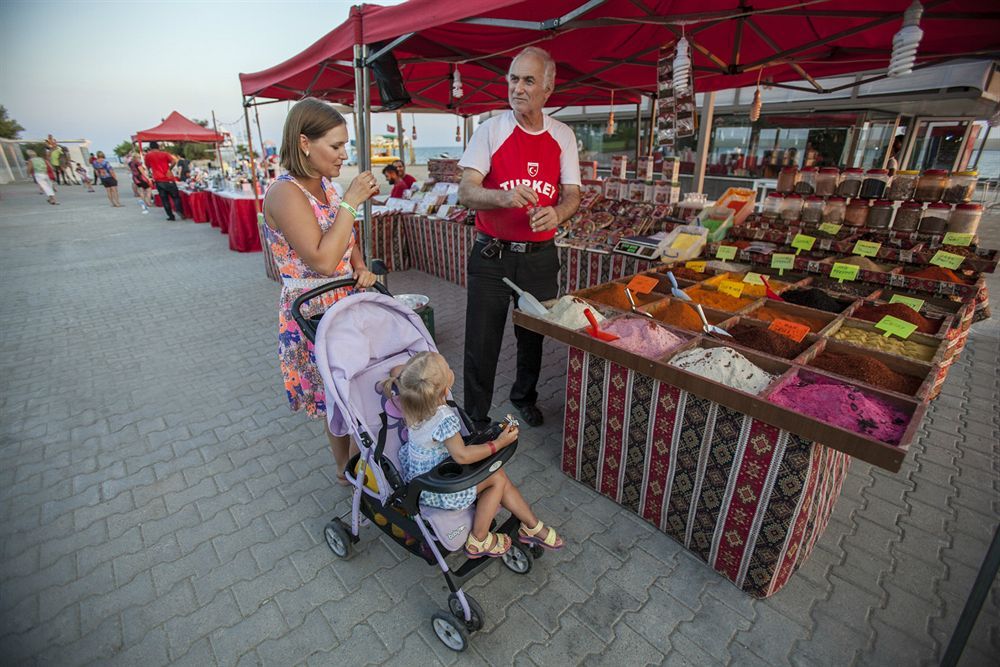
[{"xmin": 399, "ymin": 405, "xmax": 476, "ymax": 510}]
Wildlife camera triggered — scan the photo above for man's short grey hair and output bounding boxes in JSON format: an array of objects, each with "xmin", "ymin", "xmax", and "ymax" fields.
[{"xmin": 511, "ymin": 46, "xmax": 556, "ymax": 91}]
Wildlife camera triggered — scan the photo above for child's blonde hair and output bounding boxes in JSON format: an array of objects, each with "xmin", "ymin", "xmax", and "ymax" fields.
[{"xmin": 381, "ymin": 352, "xmax": 449, "ymax": 425}]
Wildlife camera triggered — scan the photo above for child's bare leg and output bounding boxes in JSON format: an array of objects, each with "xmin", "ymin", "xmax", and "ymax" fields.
[
  {"xmin": 327, "ymin": 431, "xmax": 358, "ymax": 484},
  {"xmin": 496, "ymin": 469, "xmax": 558, "ymax": 542},
  {"xmin": 471, "ymin": 474, "xmax": 505, "ymax": 540}
]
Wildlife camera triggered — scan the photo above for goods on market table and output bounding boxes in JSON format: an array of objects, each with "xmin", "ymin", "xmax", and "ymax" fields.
[
  {"xmin": 904, "ymin": 266, "xmax": 973, "ymax": 284},
  {"xmin": 769, "ymin": 373, "xmax": 911, "ymax": 445},
  {"xmin": 748, "ymin": 305, "xmax": 830, "ymax": 333},
  {"xmin": 823, "ymin": 255, "xmax": 892, "ymax": 272},
  {"xmin": 583, "ymin": 283, "xmax": 663, "ymax": 311},
  {"xmin": 831, "ymin": 324, "xmax": 937, "ymax": 361},
  {"xmin": 543, "ymin": 296, "xmax": 606, "ymax": 331},
  {"xmin": 647, "ymin": 299, "xmax": 718, "ymax": 332},
  {"xmin": 727, "ymin": 322, "xmax": 811, "ymax": 359},
  {"xmin": 850, "ymin": 302, "xmax": 941, "ymax": 335},
  {"xmin": 807, "ymin": 278, "xmax": 880, "ymax": 298},
  {"xmin": 684, "ymin": 285, "xmax": 756, "ymax": 312},
  {"xmin": 809, "ymin": 350, "xmax": 924, "ymax": 396},
  {"xmin": 601, "ymin": 316, "xmax": 686, "ymax": 358},
  {"xmin": 668, "ymin": 346, "xmax": 774, "ymax": 395},
  {"xmin": 780, "ymin": 288, "xmax": 851, "ymax": 314}
]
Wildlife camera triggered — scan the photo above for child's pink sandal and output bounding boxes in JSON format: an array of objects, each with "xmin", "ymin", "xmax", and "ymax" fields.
[{"xmin": 518, "ymin": 521, "xmax": 564, "ymax": 551}]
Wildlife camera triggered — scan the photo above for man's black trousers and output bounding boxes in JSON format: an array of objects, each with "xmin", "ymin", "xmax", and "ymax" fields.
[{"xmin": 155, "ymin": 181, "xmax": 184, "ymax": 220}]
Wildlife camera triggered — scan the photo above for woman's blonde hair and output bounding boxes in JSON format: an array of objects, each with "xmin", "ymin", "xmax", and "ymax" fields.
[
  {"xmin": 280, "ymin": 97, "xmax": 347, "ymax": 178},
  {"xmin": 381, "ymin": 352, "xmax": 448, "ymax": 426}
]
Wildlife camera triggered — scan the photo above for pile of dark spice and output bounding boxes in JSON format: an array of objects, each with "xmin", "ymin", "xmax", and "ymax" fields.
[
  {"xmin": 665, "ymin": 267, "xmax": 709, "ymax": 282},
  {"xmin": 808, "ymin": 278, "xmax": 876, "ymax": 298},
  {"xmin": 810, "ymin": 351, "xmax": 924, "ymax": 395},
  {"xmin": 851, "ymin": 302, "xmax": 940, "ymax": 334},
  {"xmin": 780, "ymin": 288, "xmax": 850, "ymax": 314},
  {"xmin": 728, "ymin": 322, "xmax": 810, "ymax": 359}
]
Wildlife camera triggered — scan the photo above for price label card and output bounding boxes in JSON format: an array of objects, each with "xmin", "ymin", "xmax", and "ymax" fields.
[
  {"xmin": 718, "ymin": 280, "xmax": 745, "ymax": 299},
  {"xmin": 889, "ymin": 294, "xmax": 925, "ymax": 312},
  {"xmin": 768, "ymin": 319, "xmax": 811, "ymax": 343},
  {"xmin": 830, "ymin": 262, "xmax": 860, "ymax": 283},
  {"xmin": 942, "ymin": 232, "xmax": 973, "ymax": 247},
  {"xmin": 715, "ymin": 245, "xmax": 739, "ymax": 261},
  {"xmin": 743, "ymin": 272, "xmax": 765, "ymax": 286},
  {"xmin": 770, "ymin": 253, "xmax": 795, "ymax": 276},
  {"xmin": 818, "ymin": 222, "xmax": 842, "ymax": 236},
  {"xmin": 685, "ymin": 261, "xmax": 707, "ymax": 273},
  {"xmin": 853, "ymin": 240, "xmax": 882, "ymax": 258},
  {"xmin": 875, "ymin": 315, "xmax": 918, "ymax": 340},
  {"xmin": 929, "ymin": 250, "xmax": 964, "ymax": 270},
  {"xmin": 627, "ymin": 275, "xmax": 659, "ymax": 295},
  {"xmin": 791, "ymin": 234, "xmax": 816, "ymax": 254}
]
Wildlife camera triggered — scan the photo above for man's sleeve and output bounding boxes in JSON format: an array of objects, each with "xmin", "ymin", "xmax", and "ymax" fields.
[
  {"xmin": 555, "ymin": 123, "xmax": 582, "ymax": 187},
  {"xmin": 458, "ymin": 120, "xmax": 492, "ymax": 177}
]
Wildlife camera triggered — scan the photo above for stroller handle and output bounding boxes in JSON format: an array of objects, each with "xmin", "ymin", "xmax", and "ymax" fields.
[{"xmin": 292, "ymin": 277, "xmax": 392, "ymax": 343}]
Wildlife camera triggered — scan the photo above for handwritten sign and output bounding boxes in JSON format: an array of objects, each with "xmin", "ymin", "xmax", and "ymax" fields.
[
  {"xmin": 930, "ymin": 250, "xmax": 964, "ymax": 270},
  {"xmin": 875, "ymin": 315, "xmax": 918, "ymax": 340},
  {"xmin": 768, "ymin": 319, "xmax": 810, "ymax": 342},
  {"xmin": 830, "ymin": 262, "xmax": 860, "ymax": 283},
  {"xmin": 742, "ymin": 272, "xmax": 765, "ymax": 286},
  {"xmin": 942, "ymin": 232, "xmax": 973, "ymax": 247},
  {"xmin": 791, "ymin": 234, "xmax": 816, "ymax": 254},
  {"xmin": 685, "ymin": 261, "xmax": 707, "ymax": 273},
  {"xmin": 770, "ymin": 253, "xmax": 795, "ymax": 276},
  {"xmin": 853, "ymin": 240, "xmax": 882, "ymax": 258},
  {"xmin": 889, "ymin": 294, "xmax": 925, "ymax": 312},
  {"xmin": 718, "ymin": 280, "xmax": 745, "ymax": 299},
  {"xmin": 818, "ymin": 222, "xmax": 842, "ymax": 236},
  {"xmin": 715, "ymin": 245, "xmax": 739, "ymax": 261},
  {"xmin": 627, "ymin": 275, "xmax": 658, "ymax": 295}
]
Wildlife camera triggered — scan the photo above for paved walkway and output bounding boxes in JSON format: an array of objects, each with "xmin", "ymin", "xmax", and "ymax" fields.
[{"xmin": 1, "ymin": 180, "xmax": 997, "ymax": 666}]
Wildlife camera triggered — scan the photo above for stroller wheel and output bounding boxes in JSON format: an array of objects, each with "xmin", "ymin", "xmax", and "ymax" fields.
[
  {"xmin": 530, "ymin": 545, "xmax": 545, "ymax": 559},
  {"xmin": 447, "ymin": 592, "xmax": 484, "ymax": 632},
  {"xmin": 323, "ymin": 519, "xmax": 353, "ymax": 559},
  {"xmin": 501, "ymin": 541, "xmax": 533, "ymax": 574},
  {"xmin": 431, "ymin": 610, "xmax": 468, "ymax": 652}
]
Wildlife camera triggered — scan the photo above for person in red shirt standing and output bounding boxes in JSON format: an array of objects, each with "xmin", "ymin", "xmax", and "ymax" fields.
[
  {"xmin": 144, "ymin": 141, "xmax": 184, "ymax": 221},
  {"xmin": 382, "ymin": 164, "xmax": 408, "ymax": 199},
  {"xmin": 392, "ymin": 159, "xmax": 416, "ymax": 190},
  {"xmin": 458, "ymin": 47, "xmax": 581, "ymax": 431}
]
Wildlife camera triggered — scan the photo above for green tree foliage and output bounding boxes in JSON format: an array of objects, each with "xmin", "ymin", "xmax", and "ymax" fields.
[
  {"xmin": 0, "ymin": 105, "xmax": 25, "ymax": 139},
  {"xmin": 235, "ymin": 144, "xmax": 258, "ymax": 160},
  {"xmin": 114, "ymin": 140, "xmax": 134, "ymax": 159}
]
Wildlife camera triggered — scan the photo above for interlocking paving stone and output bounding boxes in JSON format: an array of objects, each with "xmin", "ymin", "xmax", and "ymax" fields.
[{"xmin": 1, "ymin": 180, "xmax": 997, "ymax": 664}]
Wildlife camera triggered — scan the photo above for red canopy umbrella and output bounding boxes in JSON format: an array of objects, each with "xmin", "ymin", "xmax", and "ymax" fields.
[{"xmin": 135, "ymin": 111, "xmax": 225, "ymax": 143}]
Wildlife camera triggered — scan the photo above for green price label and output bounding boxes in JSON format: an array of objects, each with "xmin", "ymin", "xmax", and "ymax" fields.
[
  {"xmin": 818, "ymin": 222, "xmax": 842, "ymax": 236},
  {"xmin": 889, "ymin": 294, "xmax": 925, "ymax": 312},
  {"xmin": 930, "ymin": 250, "xmax": 964, "ymax": 270},
  {"xmin": 770, "ymin": 253, "xmax": 795, "ymax": 276},
  {"xmin": 875, "ymin": 315, "xmax": 918, "ymax": 340},
  {"xmin": 743, "ymin": 272, "xmax": 765, "ymax": 286},
  {"xmin": 830, "ymin": 262, "xmax": 860, "ymax": 283},
  {"xmin": 942, "ymin": 232, "xmax": 973, "ymax": 247},
  {"xmin": 853, "ymin": 240, "xmax": 882, "ymax": 258},
  {"xmin": 715, "ymin": 245, "xmax": 739, "ymax": 261},
  {"xmin": 791, "ymin": 234, "xmax": 816, "ymax": 254}
]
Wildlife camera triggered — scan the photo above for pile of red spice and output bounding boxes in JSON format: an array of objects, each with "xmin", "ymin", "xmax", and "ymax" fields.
[
  {"xmin": 905, "ymin": 267, "xmax": 971, "ymax": 284},
  {"xmin": 810, "ymin": 351, "xmax": 924, "ymax": 395},
  {"xmin": 664, "ymin": 267, "xmax": 709, "ymax": 283},
  {"xmin": 850, "ymin": 302, "xmax": 940, "ymax": 334},
  {"xmin": 749, "ymin": 305, "xmax": 830, "ymax": 333},
  {"xmin": 728, "ymin": 323, "xmax": 810, "ymax": 359}
]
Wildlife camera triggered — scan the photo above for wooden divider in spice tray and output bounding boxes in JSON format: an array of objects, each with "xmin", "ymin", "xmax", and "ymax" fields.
[
  {"xmin": 762, "ymin": 368, "xmax": 924, "ymax": 469},
  {"xmin": 796, "ymin": 338, "xmax": 936, "ymax": 401},
  {"xmin": 575, "ymin": 280, "xmax": 667, "ymax": 313},
  {"xmin": 712, "ymin": 315, "xmax": 820, "ymax": 362},
  {"xmin": 665, "ymin": 336, "xmax": 793, "ymax": 398},
  {"xmin": 641, "ymin": 297, "xmax": 731, "ymax": 334},
  {"xmin": 822, "ymin": 318, "xmax": 945, "ymax": 366},
  {"xmin": 743, "ymin": 299, "xmax": 839, "ymax": 335}
]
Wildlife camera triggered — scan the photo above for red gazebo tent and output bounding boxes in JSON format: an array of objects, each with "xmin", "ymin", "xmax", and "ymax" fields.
[{"xmin": 135, "ymin": 111, "xmax": 224, "ymax": 144}]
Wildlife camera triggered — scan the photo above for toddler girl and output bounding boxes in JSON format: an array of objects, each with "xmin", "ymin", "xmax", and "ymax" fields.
[{"xmin": 384, "ymin": 352, "xmax": 564, "ymax": 558}]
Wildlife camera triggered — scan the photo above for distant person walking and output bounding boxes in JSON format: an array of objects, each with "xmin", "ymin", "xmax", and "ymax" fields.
[
  {"xmin": 89, "ymin": 154, "xmax": 100, "ymax": 186},
  {"xmin": 92, "ymin": 151, "xmax": 124, "ymax": 207},
  {"xmin": 174, "ymin": 156, "xmax": 191, "ymax": 182},
  {"xmin": 49, "ymin": 144, "xmax": 65, "ymax": 185},
  {"xmin": 128, "ymin": 152, "xmax": 154, "ymax": 213},
  {"xmin": 58, "ymin": 147, "xmax": 75, "ymax": 184},
  {"xmin": 75, "ymin": 161, "xmax": 95, "ymax": 192},
  {"xmin": 26, "ymin": 150, "xmax": 59, "ymax": 205},
  {"xmin": 144, "ymin": 142, "xmax": 184, "ymax": 221}
]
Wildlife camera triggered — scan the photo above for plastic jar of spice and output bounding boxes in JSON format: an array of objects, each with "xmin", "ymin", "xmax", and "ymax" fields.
[
  {"xmin": 795, "ymin": 167, "xmax": 817, "ymax": 195},
  {"xmin": 867, "ymin": 200, "xmax": 894, "ymax": 229},
  {"xmin": 801, "ymin": 196, "xmax": 824, "ymax": 224},
  {"xmin": 815, "ymin": 167, "xmax": 840, "ymax": 196},
  {"xmin": 887, "ymin": 170, "xmax": 918, "ymax": 200},
  {"xmin": 947, "ymin": 203, "xmax": 983, "ymax": 235},
  {"xmin": 776, "ymin": 166, "xmax": 798, "ymax": 194},
  {"xmin": 892, "ymin": 200, "xmax": 923, "ymax": 232},
  {"xmin": 943, "ymin": 171, "xmax": 978, "ymax": 204},
  {"xmin": 859, "ymin": 169, "xmax": 890, "ymax": 199},
  {"xmin": 837, "ymin": 168, "xmax": 864, "ymax": 197},
  {"xmin": 780, "ymin": 193, "xmax": 804, "ymax": 222},
  {"xmin": 822, "ymin": 196, "xmax": 847, "ymax": 224},
  {"xmin": 918, "ymin": 202, "xmax": 951, "ymax": 234},
  {"xmin": 915, "ymin": 169, "xmax": 950, "ymax": 202},
  {"xmin": 844, "ymin": 198, "xmax": 870, "ymax": 227},
  {"xmin": 761, "ymin": 192, "xmax": 784, "ymax": 220}
]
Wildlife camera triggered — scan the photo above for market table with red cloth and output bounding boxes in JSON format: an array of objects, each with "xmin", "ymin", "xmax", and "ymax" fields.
[
  {"xmin": 179, "ymin": 188, "xmax": 212, "ymax": 223},
  {"xmin": 212, "ymin": 191, "xmax": 261, "ymax": 252}
]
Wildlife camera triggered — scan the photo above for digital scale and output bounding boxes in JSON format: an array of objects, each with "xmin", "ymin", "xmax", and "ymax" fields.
[{"xmin": 612, "ymin": 233, "xmax": 667, "ymax": 260}]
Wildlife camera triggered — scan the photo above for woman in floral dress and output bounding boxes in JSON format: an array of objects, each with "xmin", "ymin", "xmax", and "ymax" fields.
[{"xmin": 262, "ymin": 97, "xmax": 381, "ymax": 484}]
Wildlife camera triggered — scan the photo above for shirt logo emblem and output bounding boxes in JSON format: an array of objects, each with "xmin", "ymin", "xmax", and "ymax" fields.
[{"xmin": 526, "ymin": 162, "xmax": 539, "ymax": 177}]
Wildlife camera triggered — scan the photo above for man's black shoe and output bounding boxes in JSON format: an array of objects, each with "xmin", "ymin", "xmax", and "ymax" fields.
[
  {"xmin": 472, "ymin": 419, "xmax": 492, "ymax": 435},
  {"xmin": 516, "ymin": 404, "xmax": 544, "ymax": 427}
]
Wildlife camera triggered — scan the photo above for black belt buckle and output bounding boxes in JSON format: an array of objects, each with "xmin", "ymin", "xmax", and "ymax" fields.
[{"xmin": 480, "ymin": 238, "xmax": 502, "ymax": 259}]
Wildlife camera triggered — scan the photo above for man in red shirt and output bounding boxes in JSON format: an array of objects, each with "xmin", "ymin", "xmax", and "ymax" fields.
[
  {"xmin": 458, "ymin": 46, "xmax": 581, "ymax": 430},
  {"xmin": 382, "ymin": 164, "xmax": 408, "ymax": 198},
  {"xmin": 392, "ymin": 159, "xmax": 417, "ymax": 190},
  {"xmin": 144, "ymin": 141, "xmax": 184, "ymax": 221}
]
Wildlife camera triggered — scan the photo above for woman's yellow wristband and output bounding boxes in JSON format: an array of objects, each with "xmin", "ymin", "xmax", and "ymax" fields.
[{"xmin": 339, "ymin": 201, "xmax": 357, "ymax": 218}]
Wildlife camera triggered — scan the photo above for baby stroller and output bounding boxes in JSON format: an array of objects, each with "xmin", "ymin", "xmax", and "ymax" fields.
[{"xmin": 293, "ymin": 278, "xmax": 545, "ymax": 652}]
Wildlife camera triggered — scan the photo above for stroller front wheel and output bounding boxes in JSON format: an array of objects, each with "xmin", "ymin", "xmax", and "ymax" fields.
[
  {"xmin": 501, "ymin": 541, "xmax": 533, "ymax": 574},
  {"xmin": 431, "ymin": 611, "xmax": 468, "ymax": 652},
  {"xmin": 448, "ymin": 592, "xmax": 485, "ymax": 632},
  {"xmin": 323, "ymin": 519, "xmax": 353, "ymax": 559}
]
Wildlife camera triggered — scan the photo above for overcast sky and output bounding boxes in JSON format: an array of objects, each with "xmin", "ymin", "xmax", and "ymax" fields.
[{"xmin": 1, "ymin": 0, "xmax": 468, "ymax": 155}]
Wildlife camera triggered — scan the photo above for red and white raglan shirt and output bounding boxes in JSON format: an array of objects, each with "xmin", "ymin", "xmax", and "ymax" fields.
[{"xmin": 459, "ymin": 111, "xmax": 581, "ymax": 243}]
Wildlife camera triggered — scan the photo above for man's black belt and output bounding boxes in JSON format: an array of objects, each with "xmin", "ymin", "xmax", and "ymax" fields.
[{"xmin": 475, "ymin": 232, "xmax": 554, "ymax": 254}]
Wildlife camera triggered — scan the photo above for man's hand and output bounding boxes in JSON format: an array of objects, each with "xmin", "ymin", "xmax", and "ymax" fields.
[
  {"xmin": 502, "ymin": 185, "xmax": 538, "ymax": 209},
  {"xmin": 529, "ymin": 206, "xmax": 560, "ymax": 233}
]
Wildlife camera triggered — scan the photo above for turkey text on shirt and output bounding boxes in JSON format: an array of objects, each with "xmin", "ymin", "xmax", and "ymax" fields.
[{"xmin": 497, "ymin": 178, "xmax": 558, "ymax": 199}]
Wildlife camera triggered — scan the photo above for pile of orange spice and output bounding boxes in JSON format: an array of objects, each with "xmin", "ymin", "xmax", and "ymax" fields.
[
  {"xmin": 648, "ymin": 300, "xmax": 707, "ymax": 332},
  {"xmin": 905, "ymin": 267, "xmax": 971, "ymax": 284},
  {"xmin": 585, "ymin": 284, "xmax": 662, "ymax": 311},
  {"xmin": 684, "ymin": 286, "xmax": 756, "ymax": 313}
]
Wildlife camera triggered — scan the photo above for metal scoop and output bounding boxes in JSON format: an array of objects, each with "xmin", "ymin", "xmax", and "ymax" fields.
[
  {"xmin": 665, "ymin": 271, "xmax": 692, "ymax": 301},
  {"xmin": 502, "ymin": 277, "xmax": 549, "ymax": 317},
  {"xmin": 624, "ymin": 287, "xmax": 654, "ymax": 318},
  {"xmin": 682, "ymin": 301, "xmax": 732, "ymax": 338},
  {"xmin": 584, "ymin": 309, "xmax": 619, "ymax": 341}
]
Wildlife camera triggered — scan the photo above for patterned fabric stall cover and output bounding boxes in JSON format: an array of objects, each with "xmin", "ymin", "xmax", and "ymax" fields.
[
  {"xmin": 369, "ymin": 213, "xmax": 411, "ymax": 273},
  {"xmin": 562, "ymin": 347, "xmax": 850, "ymax": 598}
]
